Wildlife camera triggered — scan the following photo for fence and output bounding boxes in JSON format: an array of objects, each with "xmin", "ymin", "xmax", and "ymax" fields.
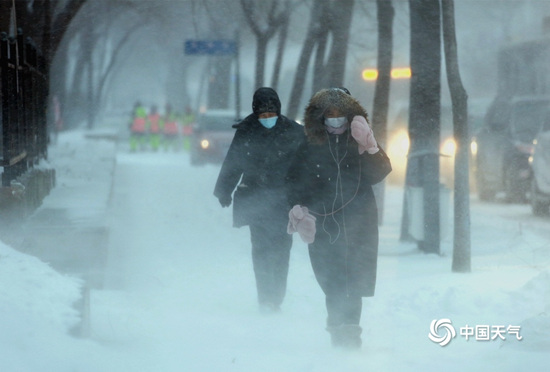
[{"xmin": 1, "ymin": 29, "xmax": 48, "ymax": 187}]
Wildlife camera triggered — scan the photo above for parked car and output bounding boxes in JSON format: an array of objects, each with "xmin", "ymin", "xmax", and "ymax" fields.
[
  {"xmin": 190, "ymin": 110, "xmax": 239, "ymax": 166},
  {"xmin": 472, "ymin": 96, "xmax": 549, "ymax": 202},
  {"xmin": 530, "ymin": 119, "xmax": 550, "ymax": 215}
]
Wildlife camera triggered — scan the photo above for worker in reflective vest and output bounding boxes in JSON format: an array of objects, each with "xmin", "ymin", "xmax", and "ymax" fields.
[
  {"xmin": 130, "ymin": 101, "xmax": 148, "ymax": 151},
  {"xmin": 181, "ymin": 105, "xmax": 195, "ymax": 151},
  {"xmin": 148, "ymin": 105, "xmax": 162, "ymax": 151},
  {"xmin": 163, "ymin": 103, "xmax": 181, "ymax": 151}
]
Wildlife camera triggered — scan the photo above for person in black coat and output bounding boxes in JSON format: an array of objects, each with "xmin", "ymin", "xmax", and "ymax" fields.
[
  {"xmin": 214, "ymin": 87, "xmax": 305, "ymax": 313},
  {"xmin": 286, "ymin": 88, "xmax": 392, "ymax": 348}
]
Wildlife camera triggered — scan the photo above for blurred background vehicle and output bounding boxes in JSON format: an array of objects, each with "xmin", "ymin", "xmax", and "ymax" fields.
[
  {"xmin": 472, "ymin": 37, "xmax": 550, "ymax": 203},
  {"xmin": 472, "ymin": 96, "xmax": 548, "ymax": 202},
  {"xmin": 190, "ymin": 109, "xmax": 239, "ymax": 166},
  {"xmin": 529, "ymin": 118, "xmax": 550, "ymax": 215}
]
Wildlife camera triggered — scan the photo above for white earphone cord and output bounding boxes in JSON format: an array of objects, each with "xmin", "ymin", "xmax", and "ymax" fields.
[{"xmin": 322, "ymin": 132, "xmax": 355, "ymax": 244}]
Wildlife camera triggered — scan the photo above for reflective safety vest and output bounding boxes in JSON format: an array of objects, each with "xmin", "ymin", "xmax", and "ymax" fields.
[
  {"xmin": 163, "ymin": 120, "xmax": 179, "ymax": 135},
  {"xmin": 148, "ymin": 113, "xmax": 161, "ymax": 133},
  {"xmin": 131, "ymin": 117, "xmax": 147, "ymax": 133},
  {"xmin": 182, "ymin": 113, "xmax": 195, "ymax": 136}
]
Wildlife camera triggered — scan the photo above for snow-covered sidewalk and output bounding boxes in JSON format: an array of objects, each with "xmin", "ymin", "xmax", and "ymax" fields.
[{"xmin": 1, "ymin": 130, "xmax": 549, "ymax": 371}]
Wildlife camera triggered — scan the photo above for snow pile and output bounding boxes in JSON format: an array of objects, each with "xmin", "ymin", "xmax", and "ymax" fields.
[
  {"xmin": 0, "ymin": 240, "xmax": 82, "ymax": 365},
  {"xmin": 516, "ymin": 270, "xmax": 550, "ymax": 314},
  {"xmin": 503, "ymin": 270, "xmax": 550, "ymax": 352}
]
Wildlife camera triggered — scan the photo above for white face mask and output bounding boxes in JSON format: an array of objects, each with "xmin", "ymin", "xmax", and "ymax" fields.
[{"xmin": 324, "ymin": 116, "xmax": 347, "ymax": 128}]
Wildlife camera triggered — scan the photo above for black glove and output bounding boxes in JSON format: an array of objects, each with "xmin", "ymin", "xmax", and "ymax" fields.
[{"xmin": 218, "ymin": 194, "xmax": 232, "ymax": 208}]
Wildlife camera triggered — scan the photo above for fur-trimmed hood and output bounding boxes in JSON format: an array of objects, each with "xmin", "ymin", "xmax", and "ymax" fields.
[{"xmin": 304, "ymin": 88, "xmax": 369, "ymax": 144}]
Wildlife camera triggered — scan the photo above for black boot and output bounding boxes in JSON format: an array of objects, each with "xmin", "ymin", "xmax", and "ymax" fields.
[{"xmin": 326, "ymin": 324, "xmax": 362, "ymax": 349}]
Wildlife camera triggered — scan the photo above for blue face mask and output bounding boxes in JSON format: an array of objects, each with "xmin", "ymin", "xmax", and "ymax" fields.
[{"xmin": 259, "ymin": 116, "xmax": 278, "ymax": 129}]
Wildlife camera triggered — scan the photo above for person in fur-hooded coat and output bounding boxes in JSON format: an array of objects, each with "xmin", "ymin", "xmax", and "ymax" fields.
[{"xmin": 286, "ymin": 88, "xmax": 391, "ymax": 348}]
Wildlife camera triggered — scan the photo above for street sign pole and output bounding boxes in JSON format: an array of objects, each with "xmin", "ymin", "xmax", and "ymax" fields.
[{"xmin": 185, "ymin": 39, "xmax": 239, "ymax": 116}]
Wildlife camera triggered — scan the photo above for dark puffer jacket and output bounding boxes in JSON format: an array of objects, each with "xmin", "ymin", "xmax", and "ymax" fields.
[
  {"xmin": 214, "ymin": 88, "xmax": 305, "ymax": 228},
  {"xmin": 286, "ymin": 88, "xmax": 392, "ymax": 297}
]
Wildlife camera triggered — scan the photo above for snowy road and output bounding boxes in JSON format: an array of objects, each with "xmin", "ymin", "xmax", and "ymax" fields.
[
  {"xmin": 95, "ymin": 152, "xmax": 333, "ymax": 371},
  {"xmin": 87, "ymin": 150, "xmax": 548, "ymax": 372}
]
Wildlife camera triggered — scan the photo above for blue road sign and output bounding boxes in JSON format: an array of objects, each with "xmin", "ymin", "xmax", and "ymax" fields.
[{"xmin": 184, "ymin": 40, "xmax": 237, "ymax": 56}]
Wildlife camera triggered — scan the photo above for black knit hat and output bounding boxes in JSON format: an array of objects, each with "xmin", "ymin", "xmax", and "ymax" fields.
[{"xmin": 252, "ymin": 87, "xmax": 281, "ymax": 116}]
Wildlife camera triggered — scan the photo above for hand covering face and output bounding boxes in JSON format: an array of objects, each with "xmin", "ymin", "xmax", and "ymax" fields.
[{"xmin": 350, "ymin": 115, "xmax": 379, "ymax": 155}]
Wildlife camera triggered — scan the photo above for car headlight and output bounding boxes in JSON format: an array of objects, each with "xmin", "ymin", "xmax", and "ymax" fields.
[
  {"xmin": 441, "ymin": 138, "xmax": 456, "ymax": 157},
  {"xmin": 200, "ymin": 139, "xmax": 210, "ymax": 149},
  {"xmin": 388, "ymin": 130, "xmax": 410, "ymax": 158},
  {"xmin": 470, "ymin": 139, "xmax": 477, "ymax": 157}
]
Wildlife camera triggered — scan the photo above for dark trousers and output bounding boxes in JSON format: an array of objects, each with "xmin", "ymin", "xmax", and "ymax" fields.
[
  {"xmin": 326, "ymin": 293, "xmax": 362, "ymax": 327},
  {"xmin": 308, "ymin": 242, "xmax": 363, "ymax": 326},
  {"xmin": 249, "ymin": 223, "xmax": 292, "ymax": 307}
]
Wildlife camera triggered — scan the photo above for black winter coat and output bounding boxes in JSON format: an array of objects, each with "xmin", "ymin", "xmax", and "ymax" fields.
[
  {"xmin": 214, "ymin": 113, "xmax": 305, "ymax": 228},
  {"xmin": 286, "ymin": 88, "xmax": 392, "ymax": 297},
  {"xmin": 286, "ymin": 134, "xmax": 391, "ymax": 297}
]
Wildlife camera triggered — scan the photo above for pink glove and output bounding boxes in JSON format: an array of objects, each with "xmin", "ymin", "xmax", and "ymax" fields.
[
  {"xmin": 287, "ymin": 205, "xmax": 317, "ymax": 244},
  {"xmin": 351, "ymin": 115, "xmax": 379, "ymax": 155}
]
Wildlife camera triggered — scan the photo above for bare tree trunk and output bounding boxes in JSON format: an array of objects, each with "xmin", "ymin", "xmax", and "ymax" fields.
[
  {"xmin": 372, "ymin": 0, "xmax": 394, "ymax": 225},
  {"xmin": 289, "ymin": 0, "xmax": 353, "ymax": 119},
  {"xmin": 442, "ymin": 0, "xmax": 471, "ymax": 272},
  {"xmin": 207, "ymin": 56, "xmax": 232, "ymax": 109},
  {"xmin": 271, "ymin": 5, "xmax": 290, "ymax": 90},
  {"xmin": 372, "ymin": 0, "xmax": 393, "ymax": 148},
  {"xmin": 94, "ymin": 23, "xmax": 142, "ymax": 121},
  {"xmin": 312, "ymin": 13, "xmax": 329, "ymax": 93},
  {"xmin": 64, "ymin": 32, "xmax": 88, "ymax": 128},
  {"xmin": 407, "ymin": 0, "xmax": 441, "ymax": 254},
  {"xmin": 49, "ymin": 0, "xmax": 87, "ymax": 63},
  {"xmin": 287, "ymin": 0, "xmax": 324, "ymax": 120},
  {"xmin": 84, "ymin": 19, "xmax": 95, "ymax": 129},
  {"xmin": 240, "ymin": 0, "xmax": 287, "ymax": 90},
  {"xmin": 324, "ymin": 0, "xmax": 354, "ymax": 87},
  {"xmin": 69, "ymin": 32, "xmax": 86, "ymax": 93},
  {"xmin": 255, "ymin": 35, "xmax": 268, "ymax": 88},
  {"xmin": 47, "ymin": 0, "xmax": 87, "ymax": 130}
]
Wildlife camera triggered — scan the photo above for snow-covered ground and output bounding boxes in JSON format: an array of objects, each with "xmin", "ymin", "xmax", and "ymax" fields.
[{"xmin": 1, "ymin": 130, "xmax": 548, "ymax": 371}]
